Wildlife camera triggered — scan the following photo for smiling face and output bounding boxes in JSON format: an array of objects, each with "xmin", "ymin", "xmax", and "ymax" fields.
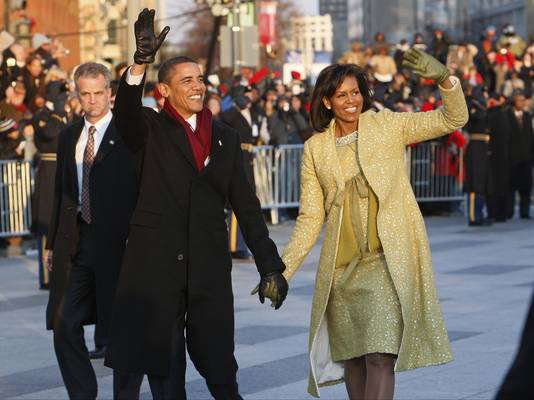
[
  {"xmin": 158, "ymin": 62, "xmax": 206, "ymax": 119},
  {"xmin": 323, "ymin": 75, "xmax": 364, "ymax": 132}
]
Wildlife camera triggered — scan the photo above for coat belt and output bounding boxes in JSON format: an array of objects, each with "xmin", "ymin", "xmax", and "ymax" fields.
[
  {"xmin": 40, "ymin": 153, "xmax": 57, "ymax": 161},
  {"xmin": 469, "ymin": 133, "xmax": 490, "ymax": 142}
]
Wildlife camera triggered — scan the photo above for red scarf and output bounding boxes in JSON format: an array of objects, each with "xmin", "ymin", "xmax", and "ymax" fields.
[{"xmin": 163, "ymin": 100, "xmax": 213, "ymax": 172}]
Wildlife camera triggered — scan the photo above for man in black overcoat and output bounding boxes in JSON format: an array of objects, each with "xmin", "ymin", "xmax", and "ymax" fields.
[
  {"xmin": 221, "ymin": 88, "xmax": 258, "ymax": 259},
  {"xmin": 486, "ymin": 94, "xmax": 511, "ymax": 222},
  {"xmin": 506, "ymin": 92, "xmax": 534, "ymax": 219},
  {"xmin": 45, "ymin": 62, "xmax": 137, "ymax": 399},
  {"xmin": 464, "ymin": 93, "xmax": 492, "ymax": 226},
  {"xmin": 31, "ymin": 84, "xmax": 68, "ymax": 289},
  {"xmin": 105, "ymin": 9, "xmax": 288, "ymax": 400}
]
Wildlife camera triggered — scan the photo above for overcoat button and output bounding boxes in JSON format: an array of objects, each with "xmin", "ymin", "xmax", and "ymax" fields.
[{"xmin": 177, "ymin": 254, "xmax": 184, "ymax": 261}]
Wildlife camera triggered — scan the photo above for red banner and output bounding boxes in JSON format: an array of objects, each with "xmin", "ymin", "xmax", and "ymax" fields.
[{"xmin": 259, "ymin": 1, "xmax": 277, "ymax": 46}]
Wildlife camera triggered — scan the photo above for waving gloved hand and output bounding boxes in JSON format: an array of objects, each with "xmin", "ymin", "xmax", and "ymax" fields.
[
  {"xmin": 401, "ymin": 47, "xmax": 450, "ymax": 84},
  {"xmin": 134, "ymin": 8, "xmax": 170, "ymax": 65},
  {"xmin": 251, "ymin": 271, "xmax": 288, "ymax": 310}
]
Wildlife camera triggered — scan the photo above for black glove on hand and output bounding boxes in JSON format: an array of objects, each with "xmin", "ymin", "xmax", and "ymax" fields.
[
  {"xmin": 251, "ymin": 271, "xmax": 288, "ymax": 310},
  {"xmin": 134, "ymin": 8, "xmax": 170, "ymax": 65}
]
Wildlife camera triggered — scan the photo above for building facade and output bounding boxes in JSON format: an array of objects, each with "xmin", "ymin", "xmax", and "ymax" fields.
[
  {"xmin": 286, "ymin": 15, "xmax": 333, "ymax": 76},
  {"xmin": 1, "ymin": 0, "xmax": 81, "ymax": 70},
  {"xmin": 465, "ymin": 0, "xmax": 534, "ymax": 41},
  {"xmin": 80, "ymin": 0, "xmax": 164, "ymax": 68},
  {"xmin": 342, "ymin": 0, "xmax": 533, "ymax": 48},
  {"xmin": 319, "ymin": 0, "xmax": 347, "ymax": 60}
]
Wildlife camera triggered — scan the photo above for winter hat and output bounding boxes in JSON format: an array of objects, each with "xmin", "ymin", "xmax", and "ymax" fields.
[
  {"xmin": 32, "ymin": 33, "xmax": 51, "ymax": 49},
  {"xmin": 0, "ymin": 30, "xmax": 15, "ymax": 53},
  {"xmin": 0, "ymin": 117, "xmax": 17, "ymax": 133}
]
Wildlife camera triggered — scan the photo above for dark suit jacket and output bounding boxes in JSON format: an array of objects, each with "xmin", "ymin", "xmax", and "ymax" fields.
[
  {"xmin": 221, "ymin": 106, "xmax": 256, "ymax": 186},
  {"xmin": 221, "ymin": 106, "xmax": 255, "ymax": 145},
  {"xmin": 45, "ymin": 117, "xmax": 138, "ymax": 337},
  {"xmin": 104, "ymin": 74, "xmax": 284, "ymax": 379},
  {"xmin": 507, "ymin": 109, "xmax": 534, "ymax": 165},
  {"xmin": 487, "ymin": 106, "xmax": 510, "ymax": 196}
]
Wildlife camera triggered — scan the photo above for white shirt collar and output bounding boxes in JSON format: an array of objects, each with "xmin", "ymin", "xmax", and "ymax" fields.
[
  {"xmin": 186, "ymin": 114, "xmax": 197, "ymax": 131},
  {"xmin": 84, "ymin": 109, "xmax": 113, "ymax": 134}
]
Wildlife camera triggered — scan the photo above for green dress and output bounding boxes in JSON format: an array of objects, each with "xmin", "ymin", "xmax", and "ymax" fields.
[{"xmin": 325, "ymin": 131, "xmax": 403, "ymax": 362}]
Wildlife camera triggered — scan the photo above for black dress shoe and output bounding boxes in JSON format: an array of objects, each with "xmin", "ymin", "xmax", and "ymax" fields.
[
  {"xmin": 88, "ymin": 346, "xmax": 106, "ymax": 359},
  {"xmin": 469, "ymin": 219, "xmax": 492, "ymax": 227}
]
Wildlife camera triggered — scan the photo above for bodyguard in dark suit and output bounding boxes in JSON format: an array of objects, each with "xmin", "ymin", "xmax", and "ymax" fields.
[
  {"xmin": 45, "ymin": 62, "xmax": 137, "ymax": 400},
  {"xmin": 105, "ymin": 9, "xmax": 288, "ymax": 400},
  {"xmin": 221, "ymin": 90, "xmax": 258, "ymax": 259},
  {"xmin": 506, "ymin": 92, "xmax": 534, "ymax": 219}
]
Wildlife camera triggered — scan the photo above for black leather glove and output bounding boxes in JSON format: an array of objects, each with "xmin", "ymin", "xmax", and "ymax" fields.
[
  {"xmin": 251, "ymin": 271, "xmax": 288, "ymax": 310},
  {"xmin": 134, "ymin": 8, "xmax": 170, "ymax": 65}
]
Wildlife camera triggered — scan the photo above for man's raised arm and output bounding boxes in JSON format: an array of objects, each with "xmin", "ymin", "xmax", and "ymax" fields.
[{"xmin": 113, "ymin": 8, "xmax": 169, "ymax": 152}]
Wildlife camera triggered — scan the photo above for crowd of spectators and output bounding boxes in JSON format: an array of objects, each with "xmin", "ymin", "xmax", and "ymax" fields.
[
  {"xmin": 0, "ymin": 23, "xmax": 532, "ymax": 242},
  {"xmin": 2, "ymin": 24, "xmax": 533, "ymax": 159},
  {"xmin": 0, "ymin": 30, "xmax": 77, "ymax": 163}
]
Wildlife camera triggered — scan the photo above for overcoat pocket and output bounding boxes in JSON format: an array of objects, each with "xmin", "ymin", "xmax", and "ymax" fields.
[{"xmin": 129, "ymin": 209, "xmax": 162, "ymax": 228}]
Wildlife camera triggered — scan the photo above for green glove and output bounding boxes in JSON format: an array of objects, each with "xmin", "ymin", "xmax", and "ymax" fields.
[
  {"xmin": 250, "ymin": 271, "xmax": 288, "ymax": 309},
  {"xmin": 401, "ymin": 48, "xmax": 450, "ymax": 84}
]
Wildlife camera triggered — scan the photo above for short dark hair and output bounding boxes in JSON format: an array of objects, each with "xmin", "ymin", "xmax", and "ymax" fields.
[
  {"xmin": 310, "ymin": 63, "xmax": 373, "ymax": 133},
  {"xmin": 158, "ymin": 56, "xmax": 197, "ymax": 83}
]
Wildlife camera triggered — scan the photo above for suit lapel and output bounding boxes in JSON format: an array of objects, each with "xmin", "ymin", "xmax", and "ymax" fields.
[
  {"xmin": 93, "ymin": 120, "xmax": 117, "ymax": 165},
  {"xmin": 199, "ymin": 123, "xmax": 223, "ymax": 177},
  {"xmin": 66, "ymin": 120, "xmax": 84, "ymax": 200},
  {"xmin": 162, "ymin": 112, "xmax": 197, "ymax": 171}
]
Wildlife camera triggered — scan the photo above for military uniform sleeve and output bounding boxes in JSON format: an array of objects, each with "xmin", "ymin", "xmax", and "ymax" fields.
[{"xmin": 45, "ymin": 129, "xmax": 66, "ymax": 250}]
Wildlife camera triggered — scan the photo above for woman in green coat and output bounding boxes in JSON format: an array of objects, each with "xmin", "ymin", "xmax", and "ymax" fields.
[{"xmin": 280, "ymin": 49, "xmax": 468, "ymax": 398}]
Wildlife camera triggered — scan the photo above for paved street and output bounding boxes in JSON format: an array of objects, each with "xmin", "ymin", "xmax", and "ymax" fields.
[{"xmin": 0, "ymin": 215, "xmax": 533, "ymax": 400}]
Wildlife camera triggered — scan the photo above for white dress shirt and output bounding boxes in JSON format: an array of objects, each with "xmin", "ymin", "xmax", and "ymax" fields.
[{"xmin": 76, "ymin": 110, "xmax": 113, "ymax": 205}]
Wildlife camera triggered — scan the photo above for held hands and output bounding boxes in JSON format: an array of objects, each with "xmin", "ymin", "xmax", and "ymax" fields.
[
  {"xmin": 401, "ymin": 48, "xmax": 450, "ymax": 85},
  {"xmin": 251, "ymin": 271, "xmax": 288, "ymax": 310},
  {"xmin": 134, "ymin": 8, "xmax": 170, "ymax": 65}
]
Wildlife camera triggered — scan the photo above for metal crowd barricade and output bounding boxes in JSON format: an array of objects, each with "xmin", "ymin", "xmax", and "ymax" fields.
[
  {"xmin": 0, "ymin": 160, "xmax": 33, "ymax": 237},
  {"xmin": 406, "ymin": 141, "xmax": 464, "ymax": 201},
  {"xmin": 253, "ymin": 141, "xmax": 464, "ymax": 223}
]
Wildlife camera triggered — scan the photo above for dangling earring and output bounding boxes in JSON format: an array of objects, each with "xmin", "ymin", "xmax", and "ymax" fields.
[{"xmin": 326, "ymin": 105, "xmax": 331, "ymax": 110}]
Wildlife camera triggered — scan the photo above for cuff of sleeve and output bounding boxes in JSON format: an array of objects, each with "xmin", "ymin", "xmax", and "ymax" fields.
[
  {"xmin": 125, "ymin": 66, "xmax": 144, "ymax": 86},
  {"xmin": 438, "ymin": 75, "xmax": 460, "ymax": 91}
]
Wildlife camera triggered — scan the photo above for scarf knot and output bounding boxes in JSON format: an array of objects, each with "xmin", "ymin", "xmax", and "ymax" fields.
[{"xmin": 163, "ymin": 100, "xmax": 213, "ymax": 171}]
